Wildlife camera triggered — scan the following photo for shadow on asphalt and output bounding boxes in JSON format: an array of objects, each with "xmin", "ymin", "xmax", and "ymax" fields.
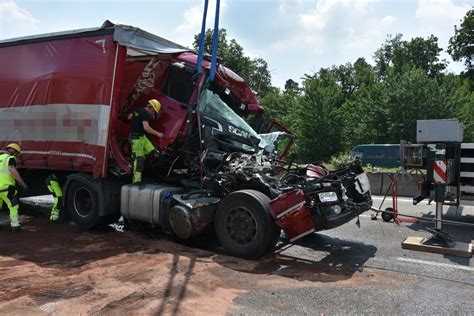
[
  {"xmin": 213, "ymin": 233, "xmax": 377, "ymax": 283},
  {"xmin": 403, "ymin": 214, "xmax": 474, "ymax": 242}
]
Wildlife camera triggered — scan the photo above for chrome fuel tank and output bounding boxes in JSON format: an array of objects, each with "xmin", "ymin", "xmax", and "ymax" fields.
[{"xmin": 120, "ymin": 184, "xmax": 183, "ymax": 227}]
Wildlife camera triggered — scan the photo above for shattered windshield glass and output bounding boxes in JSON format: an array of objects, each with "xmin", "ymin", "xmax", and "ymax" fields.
[
  {"xmin": 200, "ymin": 89, "xmax": 290, "ymax": 155},
  {"xmin": 200, "ymin": 89, "xmax": 258, "ymax": 139},
  {"xmin": 200, "ymin": 88, "xmax": 260, "ymax": 143}
]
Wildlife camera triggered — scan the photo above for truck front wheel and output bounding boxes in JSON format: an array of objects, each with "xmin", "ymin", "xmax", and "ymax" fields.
[
  {"xmin": 215, "ymin": 190, "xmax": 280, "ymax": 259},
  {"xmin": 66, "ymin": 181, "xmax": 100, "ymax": 228}
]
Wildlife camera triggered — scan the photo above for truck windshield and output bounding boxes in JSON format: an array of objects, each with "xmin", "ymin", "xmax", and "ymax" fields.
[{"xmin": 200, "ymin": 89, "xmax": 258, "ymax": 141}]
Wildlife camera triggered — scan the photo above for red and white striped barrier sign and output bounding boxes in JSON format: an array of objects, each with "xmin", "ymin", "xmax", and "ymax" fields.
[{"xmin": 433, "ymin": 160, "xmax": 447, "ymax": 184}]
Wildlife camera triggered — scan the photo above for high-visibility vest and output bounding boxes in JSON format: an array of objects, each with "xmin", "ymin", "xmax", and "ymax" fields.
[{"xmin": 0, "ymin": 153, "xmax": 15, "ymax": 189}]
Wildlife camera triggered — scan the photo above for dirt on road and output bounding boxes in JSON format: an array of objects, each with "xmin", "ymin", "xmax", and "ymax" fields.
[{"xmin": 0, "ymin": 211, "xmax": 391, "ymax": 315}]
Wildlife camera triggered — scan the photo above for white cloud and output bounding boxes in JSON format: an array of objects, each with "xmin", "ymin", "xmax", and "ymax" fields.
[
  {"xmin": 340, "ymin": 16, "xmax": 392, "ymax": 57},
  {"xmin": 292, "ymin": 0, "xmax": 392, "ymax": 56},
  {"xmin": 381, "ymin": 15, "xmax": 396, "ymax": 26},
  {"xmin": 416, "ymin": 0, "xmax": 470, "ymax": 21},
  {"xmin": 300, "ymin": 0, "xmax": 370, "ymax": 30},
  {"xmin": 415, "ymin": 0, "xmax": 471, "ymax": 39},
  {"xmin": 414, "ymin": 0, "xmax": 471, "ymax": 65},
  {"xmin": 0, "ymin": 0, "xmax": 39, "ymax": 38},
  {"xmin": 174, "ymin": 0, "xmax": 229, "ymax": 47},
  {"xmin": 261, "ymin": 1, "xmax": 404, "ymax": 87},
  {"xmin": 176, "ymin": 4, "xmax": 202, "ymax": 34}
]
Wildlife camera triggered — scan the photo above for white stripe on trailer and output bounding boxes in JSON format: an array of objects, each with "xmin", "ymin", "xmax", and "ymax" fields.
[{"xmin": 22, "ymin": 150, "xmax": 96, "ymax": 161}]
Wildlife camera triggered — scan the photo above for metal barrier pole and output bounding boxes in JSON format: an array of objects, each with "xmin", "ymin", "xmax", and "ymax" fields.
[{"xmin": 435, "ymin": 202, "xmax": 442, "ymax": 230}]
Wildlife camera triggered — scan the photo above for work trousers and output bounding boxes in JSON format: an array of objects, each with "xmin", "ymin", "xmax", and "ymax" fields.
[
  {"xmin": 47, "ymin": 179, "xmax": 63, "ymax": 221},
  {"xmin": 129, "ymin": 134, "xmax": 155, "ymax": 183},
  {"xmin": 0, "ymin": 186, "xmax": 20, "ymax": 228}
]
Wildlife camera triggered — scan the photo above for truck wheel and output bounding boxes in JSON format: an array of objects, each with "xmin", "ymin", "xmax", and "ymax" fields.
[
  {"xmin": 215, "ymin": 190, "xmax": 280, "ymax": 259},
  {"xmin": 66, "ymin": 181, "xmax": 100, "ymax": 228}
]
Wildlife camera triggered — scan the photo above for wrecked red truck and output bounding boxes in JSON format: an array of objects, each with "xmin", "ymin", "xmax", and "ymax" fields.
[{"xmin": 0, "ymin": 21, "xmax": 372, "ymax": 259}]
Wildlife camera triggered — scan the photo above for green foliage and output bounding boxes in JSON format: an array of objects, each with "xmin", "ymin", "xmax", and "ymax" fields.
[
  {"xmin": 295, "ymin": 69, "xmax": 344, "ymax": 162},
  {"xmin": 337, "ymin": 81, "xmax": 389, "ymax": 149},
  {"xmin": 193, "ymin": 28, "xmax": 273, "ymax": 96},
  {"xmin": 328, "ymin": 152, "xmax": 352, "ymax": 169},
  {"xmin": 374, "ymin": 34, "xmax": 446, "ymax": 79},
  {"xmin": 364, "ymin": 163, "xmax": 373, "ymax": 172},
  {"xmin": 448, "ymin": 9, "xmax": 474, "ymax": 78}
]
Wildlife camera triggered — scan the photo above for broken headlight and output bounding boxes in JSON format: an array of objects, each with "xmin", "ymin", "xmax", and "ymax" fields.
[{"xmin": 323, "ymin": 204, "xmax": 342, "ymax": 216}]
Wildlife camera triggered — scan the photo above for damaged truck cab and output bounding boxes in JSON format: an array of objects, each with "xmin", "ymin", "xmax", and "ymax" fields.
[{"xmin": 0, "ymin": 21, "xmax": 372, "ymax": 259}]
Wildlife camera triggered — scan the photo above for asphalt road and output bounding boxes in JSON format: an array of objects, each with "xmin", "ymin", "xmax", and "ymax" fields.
[
  {"xmin": 1, "ymin": 195, "xmax": 473, "ymax": 315},
  {"xmin": 232, "ymin": 196, "xmax": 474, "ymax": 315}
]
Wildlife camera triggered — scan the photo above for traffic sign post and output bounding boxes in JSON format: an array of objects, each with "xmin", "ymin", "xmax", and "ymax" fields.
[
  {"xmin": 422, "ymin": 144, "xmax": 456, "ymax": 247},
  {"xmin": 399, "ymin": 120, "xmax": 467, "ymax": 254},
  {"xmin": 433, "ymin": 159, "xmax": 446, "ymax": 230}
]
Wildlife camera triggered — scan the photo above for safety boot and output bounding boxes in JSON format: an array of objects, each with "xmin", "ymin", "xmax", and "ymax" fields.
[{"xmin": 11, "ymin": 226, "xmax": 21, "ymax": 233}]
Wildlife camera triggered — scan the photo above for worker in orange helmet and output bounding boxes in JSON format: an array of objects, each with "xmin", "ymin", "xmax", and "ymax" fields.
[
  {"xmin": 127, "ymin": 99, "xmax": 163, "ymax": 183},
  {"xmin": 0, "ymin": 143, "xmax": 28, "ymax": 232}
]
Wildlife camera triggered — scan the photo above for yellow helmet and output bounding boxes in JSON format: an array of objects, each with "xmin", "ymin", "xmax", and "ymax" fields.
[
  {"xmin": 6, "ymin": 143, "xmax": 21, "ymax": 154},
  {"xmin": 148, "ymin": 99, "xmax": 161, "ymax": 113}
]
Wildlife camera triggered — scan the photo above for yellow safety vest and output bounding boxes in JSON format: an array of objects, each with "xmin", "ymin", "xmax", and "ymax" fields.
[{"xmin": 0, "ymin": 153, "xmax": 16, "ymax": 189}]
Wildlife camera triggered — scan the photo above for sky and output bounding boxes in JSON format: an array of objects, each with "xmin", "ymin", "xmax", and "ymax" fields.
[{"xmin": 0, "ymin": 0, "xmax": 472, "ymax": 89}]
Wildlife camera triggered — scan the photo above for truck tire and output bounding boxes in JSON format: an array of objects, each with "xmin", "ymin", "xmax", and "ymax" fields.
[
  {"xmin": 66, "ymin": 180, "xmax": 100, "ymax": 228},
  {"xmin": 215, "ymin": 190, "xmax": 280, "ymax": 259}
]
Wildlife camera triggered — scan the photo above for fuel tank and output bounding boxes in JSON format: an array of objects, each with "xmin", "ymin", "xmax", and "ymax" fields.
[{"xmin": 120, "ymin": 184, "xmax": 183, "ymax": 229}]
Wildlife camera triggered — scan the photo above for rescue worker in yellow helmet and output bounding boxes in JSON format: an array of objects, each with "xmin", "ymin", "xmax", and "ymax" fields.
[
  {"xmin": 0, "ymin": 143, "xmax": 28, "ymax": 232},
  {"xmin": 45, "ymin": 174, "xmax": 63, "ymax": 221},
  {"xmin": 127, "ymin": 99, "xmax": 163, "ymax": 183}
]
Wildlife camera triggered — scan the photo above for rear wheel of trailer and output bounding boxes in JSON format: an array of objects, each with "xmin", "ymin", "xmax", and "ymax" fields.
[{"xmin": 66, "ymin": 180, "xmax": 101, "ymax": 228}]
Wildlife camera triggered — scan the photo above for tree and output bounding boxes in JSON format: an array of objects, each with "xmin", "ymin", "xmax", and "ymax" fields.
[
  {"xmin": 193, "ymin": 29, "xmax": 229, "ymax": 60},
  {"xmin": 329, "ymin": 58, "xmax": 375, "ymax": 99},
  {"xmin": 193, "ymin": 28, "xmax": 273, "ymax": 96},
  {"xmin": 448, "ymin": 9, "xmax": 474, "ymax": 80},
  {"xmin": 338, "ymin": 82, "xmax": 389, "ymax": 149},
  {"xmin": 374, "ymin": 34, "xmax": 446, "ymax": 79},
  {"xmin": 247, "ymin": 58, "xmax": 273, "ymax": 97},
  {"xmin": 393, "ymin": 35, "xmax": 446, "ymax": 78},
  {"xmin": 260, "ymin": 88, "xmax": 299, "ymax": 132},
  {"xmin": 284, "ymin": 79, "xmax": 300, "ymax": 94},
  {"xmin": 295, "ymin": 70, "xmax": 344, "ymax": 162},
  {"xmin": 331, "ymin": 63, "xmax": 357, "ymax": 98},
  {"xmin": 373, "ymin": 34, "xmax": 403, "ymax": 80},
  {"xmin": 353, "ymin": 57, "xmax": 376, "ymax": 88}
]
